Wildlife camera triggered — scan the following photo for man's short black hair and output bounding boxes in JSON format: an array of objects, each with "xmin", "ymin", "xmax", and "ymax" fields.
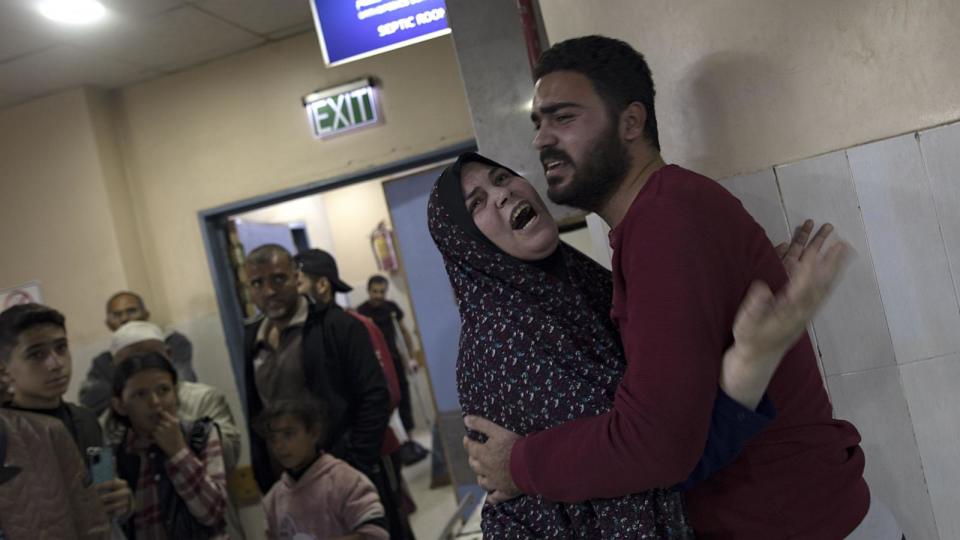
[
  {"xmin": 105, "ymin": 291, "xmax": 146, "ymax": 313},
  {"xmin": 112, "ymin": 351, "xmax": 178, "ymax": 398},
  {"xmin": 0, "ymin": 304, "xmax": 66, "ymax": 362},
  {"xmin": 245, "ymin": 244, "xmax": 294, "ymax": 267},
  {"xmin": 255, "ymin": 399, "xmax": 328, "ymax": 446},
  {"xmin": 367, "ymin": 275, "xmax": 389, "ymax": 290},
  {"xmin": 534, "ymin": 35, "xmax": 660, "ymax": 151}
]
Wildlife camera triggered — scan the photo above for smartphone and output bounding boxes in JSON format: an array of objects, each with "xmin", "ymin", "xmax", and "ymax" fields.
[{"xmin": 86, "ymin": 446, "xmax": 114, "ymax": 485}]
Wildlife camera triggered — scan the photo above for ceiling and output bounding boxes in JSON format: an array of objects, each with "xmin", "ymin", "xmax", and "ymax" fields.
[{"xmin": 0, "ymin": 0, "xmax": 317, "ymax": 109}]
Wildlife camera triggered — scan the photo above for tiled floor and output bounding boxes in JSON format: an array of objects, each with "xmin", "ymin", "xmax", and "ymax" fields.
[{"xmin": 403, "ymin": 429, "xmax": 465, "ymax": 540}]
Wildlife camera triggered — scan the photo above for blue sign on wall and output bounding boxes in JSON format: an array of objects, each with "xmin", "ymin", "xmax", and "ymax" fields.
[{"xmin": 310, "ymin": 0, "xmax": 450, "ymax": 67}]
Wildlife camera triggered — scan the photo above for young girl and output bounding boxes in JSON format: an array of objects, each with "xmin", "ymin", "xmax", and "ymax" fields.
[
  {"xmin": 111, "ymin": 352, "xmax": 227, "ymax": 539},
  {"xmin": 257, "ymin": 400, "xmax": 389, "ymax": 540}
]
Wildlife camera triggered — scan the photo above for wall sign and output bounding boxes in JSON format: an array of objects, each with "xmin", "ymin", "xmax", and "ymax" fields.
[
  {"xmin": 0, "ymin": 281, "xmax": 43, "ymax": 311},
  {"xmin": 303, "ymin": 79, "xmax": 382, "ymax": 139},
  {"xmin": 309, "ymin": 0, "xmax": 450, "ymax": 67}
]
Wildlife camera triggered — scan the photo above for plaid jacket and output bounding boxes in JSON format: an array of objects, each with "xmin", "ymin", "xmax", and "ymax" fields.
[{"xmin": 123, "ymin": 423, "xmax": 227, "ymax": 539}]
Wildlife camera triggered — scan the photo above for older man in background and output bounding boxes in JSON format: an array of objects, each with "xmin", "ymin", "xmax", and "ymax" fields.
[{"xmin": 80, "ymin": 291, "xmax": 197, "ymax": 415}]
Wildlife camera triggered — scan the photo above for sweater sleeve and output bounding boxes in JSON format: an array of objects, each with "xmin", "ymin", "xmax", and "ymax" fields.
[
  {"xmin": 165, "ymin": 429, "xmax": 228, "ymax": 527},
  {"xmin": 511, "ymin": 201, "xmax": 738, "ymax": 502},
  {"xmin": 677, "ymin": 390, "xmax": 776, "ymax": 490},
  {"xmin": 340, "ymin": 468, "xmax": 389, "ymax": 539}
]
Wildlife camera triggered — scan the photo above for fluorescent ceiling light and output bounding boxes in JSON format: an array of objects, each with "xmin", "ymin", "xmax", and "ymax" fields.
[{"xmin": 38, "ymin": 0, "xmax": 107, "ymax": 25}]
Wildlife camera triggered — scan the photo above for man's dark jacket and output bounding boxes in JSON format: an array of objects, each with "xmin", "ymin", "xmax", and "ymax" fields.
[{"xmin": 243, "ymin": 299, "xmax": 390, "ymax": 493}]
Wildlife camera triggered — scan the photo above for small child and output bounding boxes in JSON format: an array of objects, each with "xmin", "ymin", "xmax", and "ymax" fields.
[{"xmin": 257, "ymin": 399, "xmax": 389, "ymax": 540}]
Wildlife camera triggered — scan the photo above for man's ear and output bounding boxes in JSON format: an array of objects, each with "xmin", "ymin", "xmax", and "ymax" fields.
[
  {"xmin": 111, "ymin": 396, "xmax": 128, "ymax": 417},
  {"xmin": 620, "ymin": 102, "xmax": 648, "ymax": 143},
  {"xmin": 317, "ymin": 277, "xmax": 331, "ymax": 296},
  {"xmin": 142, "ymin": 309, "xmax": 151, "ymax": 322}
]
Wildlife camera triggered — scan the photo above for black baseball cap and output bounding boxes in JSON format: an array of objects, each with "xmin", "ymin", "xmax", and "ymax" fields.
[{"xmin": 295, "ymin": 249, "xmax": 353, "ymax": 293}]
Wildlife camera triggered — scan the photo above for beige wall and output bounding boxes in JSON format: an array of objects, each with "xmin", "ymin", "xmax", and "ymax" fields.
[
  {"xmin": 322, "ymin": 178, "xmax": 417, "ymax": 316},
  {"xmin": 0, "ymin": 88, "xmax": 131, "ymax": 344},
  {"xmin": 538, "ymin": 0, "xmax": 960, "ymax": 179}
]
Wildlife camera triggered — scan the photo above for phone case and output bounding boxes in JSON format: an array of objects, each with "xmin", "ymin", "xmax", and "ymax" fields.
[{"xmin": 87, "ymin": 446, "xmax": 114, "ymax": 484}]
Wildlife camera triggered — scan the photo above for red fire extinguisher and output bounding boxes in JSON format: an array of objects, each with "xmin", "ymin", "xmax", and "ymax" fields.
[{"xmin": 370, "ymin": 221, "xmax": 400, "ymax": 273}]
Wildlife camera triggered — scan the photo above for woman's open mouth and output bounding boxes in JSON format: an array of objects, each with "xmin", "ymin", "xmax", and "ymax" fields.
[{"xmin": 510, "ymin": 201, "xmax": 538, "ymax": 230}]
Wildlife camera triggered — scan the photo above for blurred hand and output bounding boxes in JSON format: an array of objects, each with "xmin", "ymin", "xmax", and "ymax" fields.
[
  {"xmin": 97, "ymin": 478, "xmax": 133, "ymax": 519},
  {"xmin": 153, "ymin": 411, "xmax": 188, "ymax": 457},
  {"xmin": 775, "ymin": 219, "xmax": 836, "ymax": 278},
  {"xmin": 722, "ymin": 220, "xmax": 852, "ymax": 408}
]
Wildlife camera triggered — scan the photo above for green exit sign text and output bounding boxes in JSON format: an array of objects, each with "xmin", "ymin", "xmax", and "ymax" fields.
[{"xmin": 303, "ymin": 78, "xmax": 382, "ymax": 139}]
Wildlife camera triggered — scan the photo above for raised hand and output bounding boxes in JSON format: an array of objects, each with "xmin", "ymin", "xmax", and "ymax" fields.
[{"xmin": 722, "ymin": 221, "xmax": 851, "ymax": 409}]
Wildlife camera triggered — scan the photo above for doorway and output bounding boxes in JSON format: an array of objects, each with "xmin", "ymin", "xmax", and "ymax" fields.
[{"xmin": 198, "ymin": 141, "xmax": 475, "ymax": 537}]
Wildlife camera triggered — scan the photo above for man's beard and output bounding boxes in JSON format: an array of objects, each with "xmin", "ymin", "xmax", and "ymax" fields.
[{"xmin": 545, "ymin": 123, "xmax": 632, "ymax": 213}]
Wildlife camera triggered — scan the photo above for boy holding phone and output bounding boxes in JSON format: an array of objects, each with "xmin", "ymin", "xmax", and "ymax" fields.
[
  {"xmin": 0, "ymin": 303, "xmax": 132, "ymax": 520},
  {"xmin": 0, "ymin": 408, "xmax": 112, "ymax": 539}
]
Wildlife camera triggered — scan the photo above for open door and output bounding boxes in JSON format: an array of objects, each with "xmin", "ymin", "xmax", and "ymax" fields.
[{"xmin": 383, "ymin": 166, "xmax": 485, "ymax": 517}]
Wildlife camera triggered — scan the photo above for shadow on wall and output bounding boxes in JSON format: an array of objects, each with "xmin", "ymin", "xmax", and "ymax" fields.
[{"xmin": 677, "ymin": 51, "xmax": 799, "ymax": 179}]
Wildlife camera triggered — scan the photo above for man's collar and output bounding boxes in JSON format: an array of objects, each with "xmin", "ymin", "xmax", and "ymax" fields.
[{"xmin": 256, "ymin": 296, "xmax": 310, "ymax": 345}]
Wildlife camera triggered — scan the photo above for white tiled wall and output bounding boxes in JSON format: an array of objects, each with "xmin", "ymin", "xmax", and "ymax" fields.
[
  {"xmin": 901, "ymin": 354, "xmax": 960, "ymax": 540},
  {"xmin": 847, "ymin": 134, "xmax": 960, "ymax": 365},
  {"xmin": 827, "ymin": 367, "xmax": 938, "ymax": 540},
  {"xmin": 918, "ymin": 125, "xmax": 960, "ymax": 314},
  {"xmin": 722, "ymin": 168, "xmax": 790, "ymax": 245},
  {"xmin": 775, "ymin": 151, "xmax": 896, "ymax": 376},
  {"xmin": 720, "ymin": 120, "xmax": 960, "ymax": 540},
  {"xmin": 723, "ymin": 168, "xmax": 827, "ymax": 383}
]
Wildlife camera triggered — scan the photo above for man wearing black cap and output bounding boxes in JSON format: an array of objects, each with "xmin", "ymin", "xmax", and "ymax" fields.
[
  {"xmin": 296, "ymin": 248, "xmax": 417, "ymax": 540},
  {"xmin": 241, "ymin": 245, "xmax": 391, "ymax": 504}
]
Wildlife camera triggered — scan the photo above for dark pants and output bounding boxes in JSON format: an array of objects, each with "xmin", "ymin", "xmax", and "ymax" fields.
[
  {"xmin": 390, "ymin": 346, "xmax": 416, "ymax": 431},
  {"xmin": 371, "ymin": 454, "xmax": 416, "ymax": 540}
]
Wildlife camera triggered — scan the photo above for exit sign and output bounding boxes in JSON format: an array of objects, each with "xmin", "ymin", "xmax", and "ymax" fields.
[{"xmin": 303, "ymin": 78, "xmax": 382, "ymax": 139}]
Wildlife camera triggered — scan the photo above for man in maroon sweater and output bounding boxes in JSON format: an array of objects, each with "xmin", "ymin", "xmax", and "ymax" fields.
[{"xmin": 463, "ymin": 36, "xmax": 887, "ymax": 538}]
